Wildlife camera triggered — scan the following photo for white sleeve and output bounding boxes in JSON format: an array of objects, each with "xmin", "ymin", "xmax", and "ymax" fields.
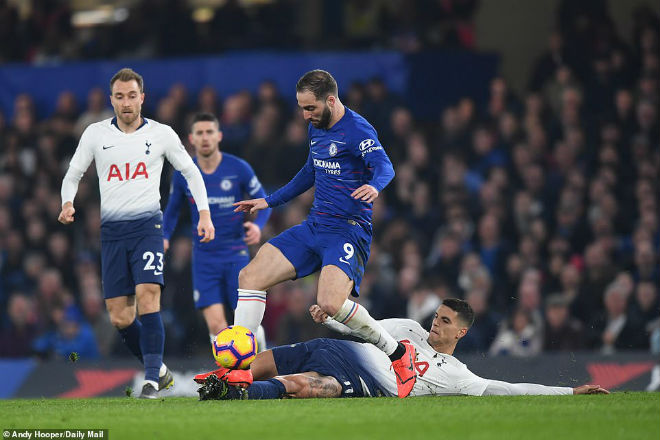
[
  {"xmin": 163, "ymin": 128, "xmax": 209, "ymax": 212},
  {"xmin": 482, "ymin": 380, "xmax": 573, "ymax": 396},
  {"xmin": 322, "ymin": 318, "xmax": 353, "ymax": 335},
  {"xmin": 180, "ymin": 164, "xmax": 209, "ymax": 212},
  {"xmin": 378, "ymin": 318, "xmax": 421, "ymax": 335},
  {"xmin": 61, "ymin": 128, "xmax": 95, "ymax": 206},
  {"xmin": 322, "ymin": 317, "xmax": 414, "ymax": 337}
]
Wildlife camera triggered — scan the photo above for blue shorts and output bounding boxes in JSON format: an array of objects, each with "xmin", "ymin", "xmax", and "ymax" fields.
[
  {"xmin": 192, "ymin": 252, "xmax": 249, "ymax": 310},
  {"xmin": 271, "ymin": 338, "xmax": 386, "ymax": 398},
  {"xmin": 268, "ymin": 220, "xmax": 371, "ymax": 296},
  {"xmin": 101, "ymin": 234, "xmax": 164, "ymax": 299}
]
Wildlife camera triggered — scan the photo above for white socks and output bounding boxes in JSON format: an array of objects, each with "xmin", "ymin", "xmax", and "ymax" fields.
[
  {"xmin": 234, "ymin": 289, "xmax": 267, "ymax": 334},
  {"xmin": 332, "ymin": 299, "xmax": 398, "ymax": 355},
  {"xmin": 255, "ymin": 325, "xmax": 267, "ymax": 352}
]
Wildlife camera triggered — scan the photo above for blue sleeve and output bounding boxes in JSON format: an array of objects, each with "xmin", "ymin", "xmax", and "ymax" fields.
[
  {"xmin": 364, "ymin": 148, "xmax": 395, "ymax": 192},
  {"xmin": 163, "ymin": 171, "xmax": 186, "ymax": 240},
  {"xmin": 264, "ymin": 151, "xmax": 315, "ymax": 208},
  {"xmin": 354, "ymin": 132, "xmax": 395, "ymax": 192},
  {"xmin": 241, "ymin": 160, "xmax": 272, "ymax": 229}
]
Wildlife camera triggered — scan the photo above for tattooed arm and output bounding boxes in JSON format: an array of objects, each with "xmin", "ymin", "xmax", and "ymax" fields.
[{"xmin": 276, "ymin": 372, "xmax": 343, "ymax": 399}]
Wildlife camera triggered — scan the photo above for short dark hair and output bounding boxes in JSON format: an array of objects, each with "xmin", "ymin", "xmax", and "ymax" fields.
[
  {"xmin": 110, "ymin": 68, "xmax": 144, "ymax": 93},
  {"xmin": 190, "ymin": 112, "xmax": 220, "ymax": 132},
  {"xmin": 296, "ymin": 69, "xmax": 338, "ymax": 100},
  {"xmin": 442, "ymin": 298, "xmax": 475, "ymax": 328}
]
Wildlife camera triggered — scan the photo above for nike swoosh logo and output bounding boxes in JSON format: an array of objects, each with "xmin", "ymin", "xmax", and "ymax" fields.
[
  {"xmin": 154, "ymin": 271, "xmax": 163, "ymax": 275},
  {"xmin": 310, "ymin": 140, "xmax": 317, "ymax": 145},
  {"xmin": 102, "ymin": 145, "xmax": 116, "ymax": 150},
  {"xmin": 311, "ymin": 151, "xmax": 319, "ymax": 155}
]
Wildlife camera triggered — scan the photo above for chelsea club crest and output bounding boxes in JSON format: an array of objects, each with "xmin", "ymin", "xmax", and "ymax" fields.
[
  {"xmin": 329, "ymin": 143, "xmax": 337, "ymax": 156},
  {"xmin": 220, "ymin": 179, "xmax": 232, "ymax": 190}
]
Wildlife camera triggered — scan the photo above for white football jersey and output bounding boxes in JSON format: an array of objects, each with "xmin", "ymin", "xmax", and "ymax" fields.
[
  {"xmin": 351, "ymin": 319, "xmax": 490, "ymax": 397},
  {"xmin": 63, "ymin": 117, "xmax": 205, "ymax": 223}
]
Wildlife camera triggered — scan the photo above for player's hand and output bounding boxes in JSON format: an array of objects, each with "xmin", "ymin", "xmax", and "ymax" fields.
[
  {"xmin": 243, "ymin": 221, "xmax": 262, "ymax": 245},
  {"xmin": 197, "ymin": 210, "xmax": 215, "ymax": 243},
  {"xmin": 351, "ymin": 184, "xmax": 379, "ymax": 203},
  {"xmin": 234, "ymin": 198, "xmax": 269, "ymax": 214},
  {"xmin": 163, "ymin": 239, "xmax": 170, "ymax": 252},
  {"xmin": 58, "ymin": 202, "xmax": 75, "ymax": 224},
  {"xmin": 309, "ymin": 304, "xmax": 330, "ymax": 323},
  {"xmin": 573, "ymin": 384, "xmax": 610, "ymax": 395}
]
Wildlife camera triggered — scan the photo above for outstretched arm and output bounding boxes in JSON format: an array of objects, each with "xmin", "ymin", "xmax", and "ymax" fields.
[
  {"xmin": 276, "ymin": 372, "xmax": 342, "ymax": 399},
  {"xmin": 309, "ymin": 304, "xmax": 353, "ymax": 335},
  {"xmin": 482, "ymin": 380, "xmax": 609, "ymax": 396},
  {"xmin": 234, "ymin": 153, "xmax": 315, "ymax": 214},
  {"xmin": 263, "ymin": 151, "xmax": 315, "ymax": 208}
]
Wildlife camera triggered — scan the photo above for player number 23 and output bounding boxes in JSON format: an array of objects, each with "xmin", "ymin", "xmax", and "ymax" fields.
[
  {"xmin": 143, "ymin": 251, "xmax": 164, "ymax": 275},
  {"xmin": 339, "ymin": 243, "xmax": 354, "ymax": 265}
]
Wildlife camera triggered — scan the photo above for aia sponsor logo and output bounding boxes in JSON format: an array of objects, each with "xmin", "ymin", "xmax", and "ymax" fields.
[{"xmin": 107, "ymin": 162, "xmax": 149, "ymax": 181}]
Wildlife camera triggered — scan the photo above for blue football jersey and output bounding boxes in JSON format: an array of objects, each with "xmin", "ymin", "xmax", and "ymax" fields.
[
  {"xmin": 265, "ymin": 108, "xmax": 394, "ymax": 233},
  {"xmin": 163, "ymin": 153, "xmax": 270, "ymax": 259}
]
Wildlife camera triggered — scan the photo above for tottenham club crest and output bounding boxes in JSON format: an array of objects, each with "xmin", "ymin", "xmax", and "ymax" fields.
[
  {"xmin": 145, "ymin": 141, "xmax": 151, "ymax": 155},
  {"xmin": 329, "ymin": 143, "xmax": 338, "ymax": 156},
  {"xmin": 220, "ymin": 179, "xmax": 232, "ymax": 191}
]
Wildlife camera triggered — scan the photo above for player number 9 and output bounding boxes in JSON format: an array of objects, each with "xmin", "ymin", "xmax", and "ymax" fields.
[{"xmin": 343, "ymin": 243, "xmax": 354, "ymax": 260}]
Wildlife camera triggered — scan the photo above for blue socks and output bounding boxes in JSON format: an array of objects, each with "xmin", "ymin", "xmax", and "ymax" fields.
[
  {"xmin": 118, "ymin": 319, "xmax": 143, "ymax": 363},
  {"xmin": 139, "ymin": 312, "xmax": 164, "ymax": 383},
  {"xmin": 246, "ymin": 379, "xmax": 287, "ymax": 400}
]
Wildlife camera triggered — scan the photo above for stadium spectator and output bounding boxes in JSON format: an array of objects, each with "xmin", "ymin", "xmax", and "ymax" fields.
[
  {"xmin": 587, "ymin": 280, "xmax": 648, "ymax": 353},
  {"xmin": 455, "ymin": 288, "xmax": 500, "ymax": 354},
  {"xmin": 542, "ymin": 294, "xmax": 584, "ymax": 351},
  {"xmin": 32, "ymin": 304, "xmax": 100, "ymax": 360},
  {"xmin": 489, "ymin": 307, "xmax": 543, "ymax": 357},
  {"xmin": 74, "ymin": 87, "xmax": 114, "ymax": 137},
  {"xmin": 0, "ymin": 293, "xmax": 38, "ymax": 357}
]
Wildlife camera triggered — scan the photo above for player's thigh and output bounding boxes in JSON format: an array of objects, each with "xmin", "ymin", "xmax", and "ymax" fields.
[
  {"xmin": 319, "ymin": 228, "xmax": 370, "ymax": 299},
  {"xmin": 100, "ymin": 239, "xmax": 134, "ymax": 300},
  {"xmin": 129, "ymin": 234, "xmax": 165, "ymax": 290},
  {"xmin": 317, "ymin": 265, "xmax": 354, "ymax": 316},
  {"xmin": 202, "ymin": 303, "xmax": 228, "ymax": 335},
  {"xmin": 105, "ymin": 295, "xmax": 137, "ymax": 328},
  {"xmin": 239, "ymin": 243, "xmax": 296, "ymax": 290},
  {"xmin": 250, "ymin": 350, "xmax": 278, "ymax": 380},
  {"xmin": 261, "ymin": 222, "xmax": 322, "ymax": 283}
]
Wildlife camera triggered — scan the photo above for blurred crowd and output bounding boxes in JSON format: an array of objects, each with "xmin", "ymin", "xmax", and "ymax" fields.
[
  {"xmin": 0, "ymin": 1, "xmax": 659, "ymax": 361},
  {"xmin": 0, "ymin": 0, "xmax": 478, "ymax": 64}
]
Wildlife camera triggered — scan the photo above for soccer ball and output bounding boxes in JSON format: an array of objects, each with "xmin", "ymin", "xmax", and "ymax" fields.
[{"xmin": 212, "ymin": 325, "xmax": 258, "ymax": 369}]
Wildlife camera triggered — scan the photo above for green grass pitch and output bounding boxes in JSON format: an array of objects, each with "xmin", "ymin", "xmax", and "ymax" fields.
[{"xmin": 1, "ymin": 393, "xmax": 657, "ymax": 440}]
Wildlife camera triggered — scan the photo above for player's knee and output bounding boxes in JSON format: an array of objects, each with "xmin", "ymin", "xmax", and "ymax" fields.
[
  {"xmin": 109, "ymin": 312, "xmax": 134, "ymax": 329},
  {"xmin": 207, "ymin": 319, "xmax": 228, "ymax": 335},
  {"xmin": 238, "ymin": 264, "xmax": 258, "ymax": 289},
  {"xmin": 317, "ymin": 296, "xmax": 341, "ymax": 317}
]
